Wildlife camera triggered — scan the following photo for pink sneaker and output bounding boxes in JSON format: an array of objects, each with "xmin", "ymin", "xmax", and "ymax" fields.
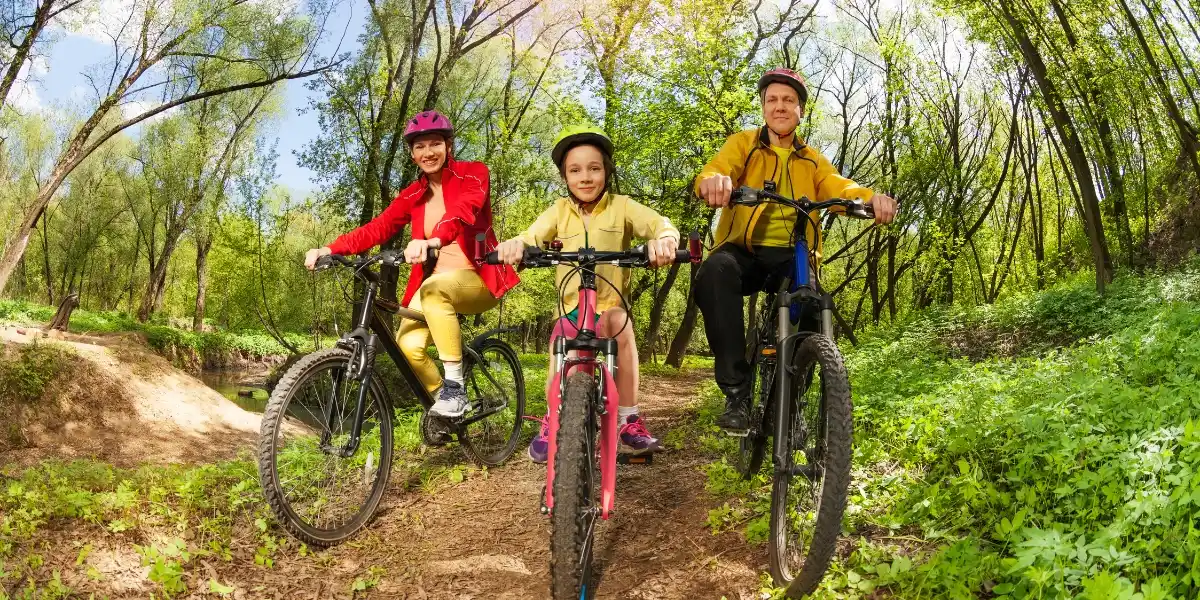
[
  {"xmin": 619, "ymin": 415, "xmax": 662, "ymax": 454},
  {"xmin": 526, "ymin": 415, "xmax": 549, "ymax": 464}
]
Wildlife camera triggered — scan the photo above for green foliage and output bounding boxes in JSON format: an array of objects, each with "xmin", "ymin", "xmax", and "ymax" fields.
[
  {"xmin": 0, "ymin": 342, "xmax": 72, "ymax": 406},
  {"xmin": 705, "ymin": 265, "xmax": 1200, "ymax": 598}
]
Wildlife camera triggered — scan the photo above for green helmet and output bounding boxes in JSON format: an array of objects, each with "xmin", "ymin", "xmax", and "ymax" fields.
[{"xmin": 551, "ymin": 125, "xmax": 614, "ymax": 168}]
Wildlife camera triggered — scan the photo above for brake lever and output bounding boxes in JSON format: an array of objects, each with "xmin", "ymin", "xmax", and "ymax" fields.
[
  {"xmin": 378, "ymin": 250, "xmax": 404, "ymax": 267},
  {"xmin": 846, "ymin": 200, "xmax": 875, "ymax": 220}
]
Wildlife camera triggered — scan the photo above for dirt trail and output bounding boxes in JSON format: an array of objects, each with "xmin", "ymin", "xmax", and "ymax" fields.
[
  {"xmin": 217, "ymin": 370, "xmax": 766, "ymax": 599},
  {"xmin": 4, "ymin": 357, "xmax": 767, "ymax": 599}
]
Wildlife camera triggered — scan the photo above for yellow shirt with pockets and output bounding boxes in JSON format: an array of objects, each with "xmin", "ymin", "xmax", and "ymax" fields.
[{"xmin": 517, "ymin": 193, "xmax": 680, "ymax": 316}]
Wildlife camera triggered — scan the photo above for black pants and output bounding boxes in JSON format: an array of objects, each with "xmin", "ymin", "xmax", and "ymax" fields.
[{"xmin": 695, "ymin": 244, "xmax": 816, "ymax": 396}]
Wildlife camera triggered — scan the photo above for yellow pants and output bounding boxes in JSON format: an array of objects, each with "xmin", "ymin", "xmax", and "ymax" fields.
[{"xmin": 398, "ymin": 269, "xmax": 499, "ymax": 393}]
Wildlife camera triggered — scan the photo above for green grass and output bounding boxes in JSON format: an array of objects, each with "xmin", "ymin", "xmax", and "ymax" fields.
[
  {"xmin": 0, "ymin": 299, "xmax": 315, "ymax": 366},
  {"xmin": 701, "ymin": 262, "xmax": 1200, "ymax": 599}
]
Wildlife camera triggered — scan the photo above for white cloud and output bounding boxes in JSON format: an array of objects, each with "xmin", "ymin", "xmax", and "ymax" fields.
[
  {"xmin": 121, "ymin": 98, "xmax": 179, "ymax": 124},
  {"xmin": 7, "ymin": 55, "xmax": 49, "ymax": 112}
]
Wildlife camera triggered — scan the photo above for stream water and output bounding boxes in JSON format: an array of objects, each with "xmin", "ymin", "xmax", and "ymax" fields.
[{"xmin": 197, "ymin": 369, "xmax": 270, "ymax": 413}]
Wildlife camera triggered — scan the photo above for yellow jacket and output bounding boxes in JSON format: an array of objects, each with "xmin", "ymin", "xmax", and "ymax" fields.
[
  {"xmin": 695, "ymin": 127, "xmax": 874, "ymax": 262},
  {"xmin": 518, "ymin": 193, "xmax": 679, "ymax": 316}
]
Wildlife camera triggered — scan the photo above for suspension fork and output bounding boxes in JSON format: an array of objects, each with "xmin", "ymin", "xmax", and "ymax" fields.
[
  {"xmin": 324, "ymin": 281, "xmax": 380, "ymax": 458},
  {"xmin": 773, "ymin": 303, "xmax": 794, "ymax": 472}
]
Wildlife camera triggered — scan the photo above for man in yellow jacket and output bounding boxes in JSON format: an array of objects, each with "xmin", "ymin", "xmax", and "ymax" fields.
[{"xmin": 694, "ymin": 67, "xmax": 897, "ymax": 432}]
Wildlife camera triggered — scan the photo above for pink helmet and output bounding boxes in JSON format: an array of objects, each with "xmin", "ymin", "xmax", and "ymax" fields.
[
  {"xmin": 403, "ymin": 110, "xmax": 454, "ymax": 143},
  {"xmin": 757, "ymin": 67, "xmax": 808, "ymax": 105}
]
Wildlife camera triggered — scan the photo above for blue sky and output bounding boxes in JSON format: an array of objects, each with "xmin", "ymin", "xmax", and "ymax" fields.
[{"xmin": 25, "ymin": 0, "xmax": 369, "ymax": 197}]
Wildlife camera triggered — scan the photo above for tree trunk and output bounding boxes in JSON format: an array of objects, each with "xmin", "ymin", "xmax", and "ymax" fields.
[
  {"xmin": 39, "ymin": 212, "xmax": 53, "ymax": 305},
  {"xmin": 639, "ymin": 240, "xmax": 684, "ymax": 362},
  {"xmin": 1117, "ymin": 0, "xmax": 1200, "ymax": 181},
  {"xmin": 1045, "ymin": 0, "xmax": 1135, "ymax": 265},
  {"xmin": 193, "ymin": 234, "xmax": 213, "ymax": 332},
  {"xmin": 138, "ymin": 231, "xmax": 182, "ymax": 321},
  {"xmin": 995, "ymin": 0, "xmax": 1113, "ymax": 292},
  {"xmin": 0, "ymin": 0, "xmax": 68, "ymax": 114},
  {"xmin": 665, "ymin": 283, "xmax": 700, "ymax": 369}
]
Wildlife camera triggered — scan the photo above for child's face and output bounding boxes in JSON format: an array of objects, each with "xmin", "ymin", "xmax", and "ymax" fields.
[
  {"xmin": 562, "ymin": 144, "xmax": 606, "ymax": 203},
  {"xmin": 410, "ymin": 134, "xmax": 449, "ymax": 174}
]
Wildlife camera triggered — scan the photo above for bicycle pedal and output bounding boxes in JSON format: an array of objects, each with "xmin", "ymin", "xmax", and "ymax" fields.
[{"xmin": 617, "ymin": 453, "xmax": 653, "ymax": 465}]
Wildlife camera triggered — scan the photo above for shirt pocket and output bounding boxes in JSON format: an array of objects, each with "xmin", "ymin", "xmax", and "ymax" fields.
[
  {"xmin": 553, "ymin": 229, "xmax": 582, "ymax": 251},
  {"xmin": 592, "ymin": 224, "xmax": 626, "ymax": 251}
]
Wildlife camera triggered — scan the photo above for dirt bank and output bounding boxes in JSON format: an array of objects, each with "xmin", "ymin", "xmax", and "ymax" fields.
[{"xmin": 0, "ymin": 327, "xmax": 262, "ymax": 468}]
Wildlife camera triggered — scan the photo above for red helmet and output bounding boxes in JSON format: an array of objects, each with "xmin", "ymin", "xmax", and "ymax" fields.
[
  {"xmin": 757, "ymin": 67, "xmax": 808, "ymax": 105},
  {"xmin": 402, "ymin": 110, "xmax": 454, "ymax": 143}
]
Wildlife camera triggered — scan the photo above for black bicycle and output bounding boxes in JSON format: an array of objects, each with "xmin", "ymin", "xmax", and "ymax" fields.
[
  {"xmin": 256, "ymin": 249, "xmax": 526, "ymax": 547},
  {"xmin": 727, "ymin": 185, "xmax": 874, "ymax": 597}
]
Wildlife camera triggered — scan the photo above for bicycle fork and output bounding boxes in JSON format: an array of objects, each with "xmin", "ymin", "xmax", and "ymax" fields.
[
  {"xmin": 323, "ymin": 283, "xmax": 382, "ymax": 458},
  {"xmin": 542, "ymin": 341, "xmax": 622, "ymax": 521},
  {"xmin": 773, "ymin": 293, "xmax": 834, "ymax": 477}
]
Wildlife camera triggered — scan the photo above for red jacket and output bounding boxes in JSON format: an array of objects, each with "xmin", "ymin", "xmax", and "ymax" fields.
[{"xmin": 327, "ymin": 159, "xmax": 519, "ymax": 307}]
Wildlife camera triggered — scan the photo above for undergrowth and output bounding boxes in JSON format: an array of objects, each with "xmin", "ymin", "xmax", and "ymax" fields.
[
  {"xmin": 701, "ymin": 263, "xmax": 1200, "ymax": 599},
  {"xmin": 0, "ymin": 300, "xmax": 312, "ymax": 368}
]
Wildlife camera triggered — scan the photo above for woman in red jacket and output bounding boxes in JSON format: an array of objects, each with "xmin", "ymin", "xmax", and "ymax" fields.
[{"xmin": 304, "ymin": 111, "xmax": 518, "ymax": 417}]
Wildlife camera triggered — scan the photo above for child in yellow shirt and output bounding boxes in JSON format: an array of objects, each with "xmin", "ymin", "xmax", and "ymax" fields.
[{"xmin": 495, "ymin": 126, "xmax": 679, "ymax": 463}]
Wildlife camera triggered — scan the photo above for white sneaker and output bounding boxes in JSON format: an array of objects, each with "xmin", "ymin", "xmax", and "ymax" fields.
[{"xmin": 429, "ymin": 380, "xmax": 468, "ymax": 417}]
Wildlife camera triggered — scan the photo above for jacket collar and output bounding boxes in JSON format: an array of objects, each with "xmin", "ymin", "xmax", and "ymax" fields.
[
  {"xmin": 407, "ymin": 156, "xmax": 459, "ymax": 200},
  {"xmin": 756, "ymin": 125, "xmax": 806, "ymax": 152},
  {"xmin": 567, "ymin": 191, "xmax": 614, "ymax": 219}
]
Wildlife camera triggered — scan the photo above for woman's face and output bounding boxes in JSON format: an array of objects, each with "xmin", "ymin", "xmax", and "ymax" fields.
[
  {"xmin": 410, "ymin": 133, "xmax": 449, "ymax": 174},
  {"xmin": 562, "ymin": 144, "xmax": 606, "ymax": 203}
]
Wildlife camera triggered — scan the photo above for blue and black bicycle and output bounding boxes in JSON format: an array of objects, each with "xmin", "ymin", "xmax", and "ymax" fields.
[{"xmin": 728, "ymin": 185, "xmax": 874, "ymax": 597}]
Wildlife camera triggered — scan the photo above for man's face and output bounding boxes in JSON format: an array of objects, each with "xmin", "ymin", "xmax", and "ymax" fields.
[{"xmin": 761, "ymin": 82, "xmax": 801, "ymax": 135}]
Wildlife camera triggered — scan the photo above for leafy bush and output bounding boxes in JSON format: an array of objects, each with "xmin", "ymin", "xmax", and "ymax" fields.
[
  {"xmin": 0, "ymin": 343, "xmax": 74, "ymax": 406},
  {"xmin": 707, "ymin": 264, "xmax": 1200, "ymax": 598}
]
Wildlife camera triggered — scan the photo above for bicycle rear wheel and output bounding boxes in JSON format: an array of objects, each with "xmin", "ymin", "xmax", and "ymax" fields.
[
  {"xmin": 549, "ymin": 371, "xmax": 597, "ymax": 600},
  {"xmin": 768, "ymin": 334, "xmax": 852, "ymax": 597},
  {"xmin": 460, "ymin": 337, "xmax": 526, "ymax": 466},
  {"xmin": 735, "ymin": 355, "xmax": 771, "ymax": 479},
  {"xmin": 257, "ymin": 348, "xmax": 394, "ymax": 547}
]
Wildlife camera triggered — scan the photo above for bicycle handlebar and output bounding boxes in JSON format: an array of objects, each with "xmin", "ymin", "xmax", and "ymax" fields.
[
  {"xmin": 729, "ymin": 186, "xmax": 875, "ymax": 220},
  {"xmin": 474, "ymin": 231, "xmax": 703, "ymax": 269},
  {"xmin": 313, "ymin": 246, "xmax": 437, "ymax": 273}
]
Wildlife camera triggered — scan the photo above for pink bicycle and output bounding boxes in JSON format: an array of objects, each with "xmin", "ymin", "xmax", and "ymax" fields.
[{"xmin": 480, "ymin": 232, "xmax": 700, "ymax": 599}]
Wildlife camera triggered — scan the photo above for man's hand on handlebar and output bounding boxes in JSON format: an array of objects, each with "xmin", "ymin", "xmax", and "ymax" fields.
[
  {"xmin": 646, "ymin": 237, "xmax": 679, "ymax": 268},
  {"xmin": 304, "ymin": 247, "xmax": 332, "ymax": 270},
  {"xmin": 698, "ymin": 174, "xmax": 734, "ymax": 208},
  {"xmin": 495, "ymin": 238, "xmax": 527, "ymax": 266},
  {"xmin": 869, "ymin": 193, "xmax": 897, "ymax": 225}
]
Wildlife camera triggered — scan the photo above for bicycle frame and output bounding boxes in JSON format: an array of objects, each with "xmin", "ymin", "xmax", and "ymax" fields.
[
  {"xmin": 770, "ymin": 214, "xmax": 836, "ymax": 477},
  {"xmin": 319, "ymin": 254, "xmax": 511, "ymax": 457},
  {"xmin": 543, "ymin": 266, "xmax": 622, "ymax": 521},
  {"xmin": 731, "ymin": 185, "xmax": 867, "ymax": 477}
]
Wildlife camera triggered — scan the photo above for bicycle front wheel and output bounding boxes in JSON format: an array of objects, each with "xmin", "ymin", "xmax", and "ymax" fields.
[
  {"xmin": 460, "ymin": 337, "xmax": 526, "ymax": 466},
  {"xmin": 549, "ymin": 371, "xmax": 597, "ymax": 600},
  {"xmin": 768, "ymin": 334, "xmax": 853, "ymax": 597},
  {"xmin": 257, "ymin": 348, "xmax": 394, "ymax": 547}
]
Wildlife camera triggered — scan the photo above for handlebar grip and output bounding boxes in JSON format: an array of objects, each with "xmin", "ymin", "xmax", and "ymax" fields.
[
  {"xmin": 688, "ymin": 231, "xmax": 702, "ymax": 263},
  {"xmin": 483, "ymin": 251, "xmax": 501, "ymax": 265},
  {"xmin": 674, "ymin": 249, "xmax": 691, "ymax": 263},
  {"xmin": 378, "ymin": 250, "xmax": 404, "ymax": 267},
  {"xmin": 474, "ymin": 233, "xmax": 486, "ymax": 257},
  {"xmin": 314, "ymin": 254, "xmax": 339, "ymax": 270}
]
